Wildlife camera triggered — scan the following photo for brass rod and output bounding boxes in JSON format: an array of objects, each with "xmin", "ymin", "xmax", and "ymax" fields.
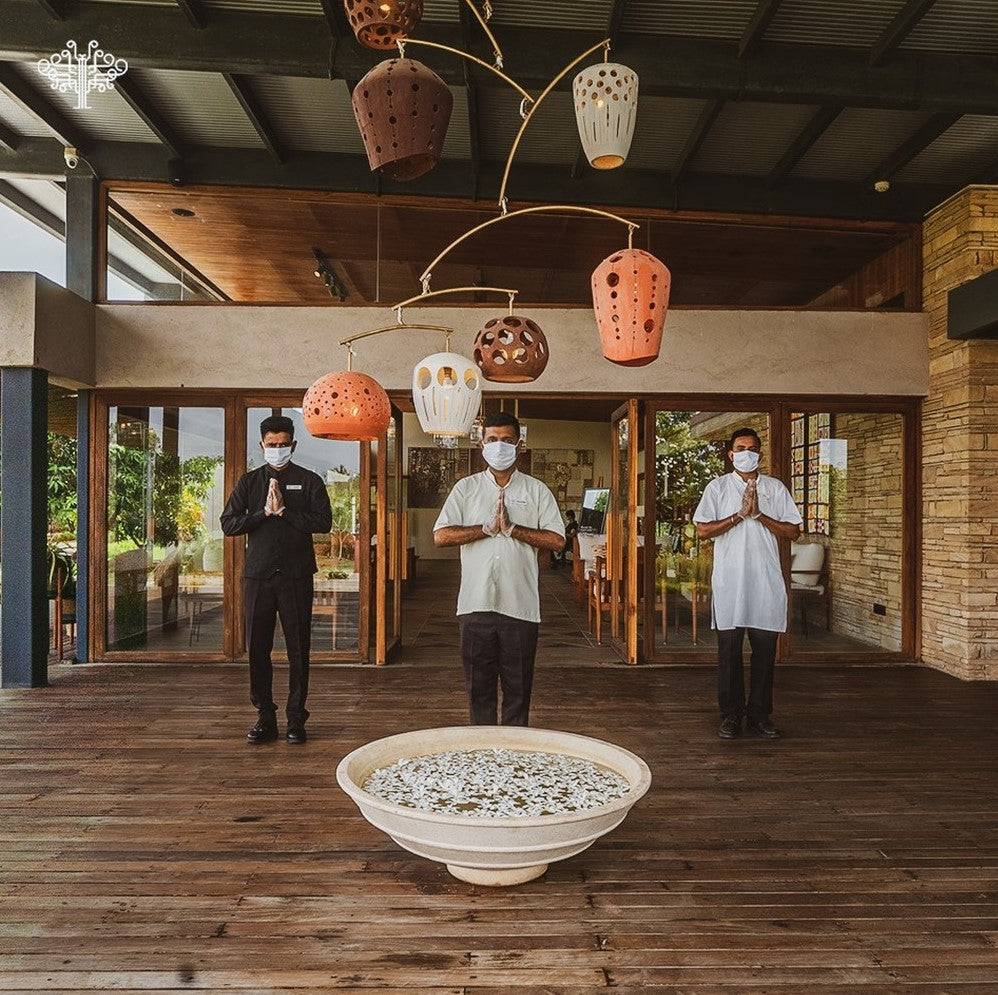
[
  {"xmin": 418, "ymin": 205, "xmax": 638, "ymax": 286},
  {"xmin": 338, "ymin": 322, "xmax": 454, "ymax": 347},
  {"xmin": 461, "ymin": 0, "xmax": 503, "ymax": 67},
  {"xmin": 498, "ymin": 37, "xmax": 610, "ymax": 206},
  {"xmin": 393, "ymin": 286, "xmax": 518, "ymax": 310},
  {"xmin": 399, "ymin": 38, "xmax": 533, "ymax": 103}
]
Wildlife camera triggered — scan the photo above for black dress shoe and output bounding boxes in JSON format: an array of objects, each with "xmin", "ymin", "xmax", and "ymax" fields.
[
  {"xmin": 747, "ymin": 718, "xmax": 781, "ymax": 739},
  {"xmin": 718, "ymin": 715, "xmax": 741, "ymax": 739},
  {"xmin": 246, "ymin": 718, "xmax": 278, "ymax": 744},
  {"xmin": 286, "ymin": 722, "xmax": 307, "ymax": 745}
]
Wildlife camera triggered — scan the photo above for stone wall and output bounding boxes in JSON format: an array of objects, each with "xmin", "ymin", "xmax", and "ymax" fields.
[{"xmin": 922, "ymin": 186, "xmax": 998, "ymax": 680}]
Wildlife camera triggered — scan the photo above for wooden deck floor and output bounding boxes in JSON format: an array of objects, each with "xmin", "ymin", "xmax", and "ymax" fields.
[{"xmin": 2, "ymin": 660, "xmax": 998, "ymax": 993}]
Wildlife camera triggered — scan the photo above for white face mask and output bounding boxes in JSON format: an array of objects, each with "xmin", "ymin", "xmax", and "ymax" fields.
[
  {"xmin": 731, "ymin": 450, "xmax": 760, "ymax": 473},
  {"xmin": 262, "ymin": 445, "xmax": 293, "ymax": 468},
  {"xmin": 482, "ymin": 440, "xmax": 518, "ymax": 471}
]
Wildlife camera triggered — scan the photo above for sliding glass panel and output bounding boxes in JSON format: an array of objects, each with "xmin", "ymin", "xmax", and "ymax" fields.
[
  {"xmin": 650, "ymin": 409, "xmax": 769, "ymax": 658},
  {"xmin": 245, "ymin": 408, "xmax": 362, "ymax": 655},
  {"xmin": 786, "ymin": 410, "xmax": 903, "ymax": 654},
  {"xmin": 105, "ymin": 405, "xmax": 225, "ymax": 651}
]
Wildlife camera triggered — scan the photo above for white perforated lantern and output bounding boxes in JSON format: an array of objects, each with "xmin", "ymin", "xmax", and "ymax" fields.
[
  {"xmin": 572, "ymin": 62, "xmax": 638, "ymax": 169},
  {"xmin": 412, "ymin": 352, "xmax": 482, "ymax": 442}
]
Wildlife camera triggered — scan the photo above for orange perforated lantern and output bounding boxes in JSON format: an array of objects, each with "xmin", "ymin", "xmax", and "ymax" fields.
[
  {"xmin": 344, "ymin": 0, "xmax": 423, "ymax": 50},
  {"xmin": 591, "ymin": 248, "xmax": 671, "ymax": 367},
  {"xmin": 473, "ymin": 315, "xmax": 549, "ymax": 383},
  {"xmin": 352, "ymin": 58, "xmax": 453, "ymax": 181},
  {"xmin": 302, "ymin": 370, "xmax": 392, "ymax": 441}
]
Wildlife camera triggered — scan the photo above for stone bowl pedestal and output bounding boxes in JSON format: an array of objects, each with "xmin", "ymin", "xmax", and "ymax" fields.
[{"xmin": 336, "ymin": 725, "xmax": 651, "ymax": 886}]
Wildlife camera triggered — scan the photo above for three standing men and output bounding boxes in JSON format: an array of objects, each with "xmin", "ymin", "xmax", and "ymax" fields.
[
  {"xmin": 434, "ymin": 413, "xmax": 565, "ymax": 726},
  {"xmin": 694, "ymin": 428, "xmax": 802, "ymax": 740},
  {"xmin": 221, "ymin": 416, "xmax": 332, "ymax": 745}
]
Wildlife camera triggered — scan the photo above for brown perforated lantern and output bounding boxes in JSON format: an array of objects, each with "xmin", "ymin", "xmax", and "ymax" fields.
[
  {"xmin": 591, "ymin": 248, "xmax": 671, "ymax": 367},
  {"xmin": 352, "ymin": 58, "xmax": 453, "ymax": 182},
  {"xmin": 473, "ymin": 315, "xmax": 549, "ymax": 383},
  {"xmin": 344, "ymin": 0, "xmax": 423, "ymax": 50},
  {"xmin": 302, "ymin": 370, "xmax": 392, "ymax": 441}
]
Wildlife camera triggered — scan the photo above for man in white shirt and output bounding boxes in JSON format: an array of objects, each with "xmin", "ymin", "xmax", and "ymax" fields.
[
  {"xmin": 693, "ymin": 428, "xmax": 802, "ymax": 740},
  {"xmin": 433, "ymin": 413, "xmax": 565, "ymax": 725}
]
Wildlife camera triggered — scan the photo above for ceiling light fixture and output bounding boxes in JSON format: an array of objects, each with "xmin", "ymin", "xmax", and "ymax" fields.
[{"xmin": 312, "ymin": 247, "xmax": 348, "ymax": 301}]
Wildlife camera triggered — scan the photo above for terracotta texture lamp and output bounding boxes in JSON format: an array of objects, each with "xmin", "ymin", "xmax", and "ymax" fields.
[
  {"xmin": 352, "ymin": 59, "xmax": 453, "ymax": 181},
  {"xmin": 591, "ymin": 249, "xmax": 671, "ymax": 367},
  {"xmin": 302, "ymin": 370, "xmax": 392, "ymax": 441},
  {"xmin": 344, "ymin": 0, "xmax": 423, "ymax": 50},
  {"xmin": 412, "ymin": 352, "xmax": 482, "ymax": 439},
  {"xmin": 473, "ymin": 315, "xmax": 549, "ymax": 383},
  {"xmin": 572, "ymin": 62, "xmax": 639, "ymax": 169}
]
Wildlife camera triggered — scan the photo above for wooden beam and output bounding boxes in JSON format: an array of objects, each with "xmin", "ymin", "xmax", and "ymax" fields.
[
  {"xmin": 0, "ymin": 61, "xmax": 86, "ymax": 150},
  {"xmin": 223, "ymin": 73, "xmax": 285, "ymax": 164},
  {"xmin": 738, "ymin": 0, "xmax": 784, "ymax": 59},
  {"xmin": 113, "ymin": 74, "xmax": 185, "ymax": 158},
  {"xmin": 767, "ymin": 106, "xmax": 843, "ymax": 188},
  {"xmin": 672, "ymin": 99, "xmax": 723, "ymax": 185},
  {"xmin": 175, "ymin": 0, "xmax": 207, "ymax": 30},
  {"xmin": 869, "ymin": 0, "xmax": 939, "ymax": 67},
  {"xmin": 863, "ymin": 112, "xmax": 961, "ymax": 186}
]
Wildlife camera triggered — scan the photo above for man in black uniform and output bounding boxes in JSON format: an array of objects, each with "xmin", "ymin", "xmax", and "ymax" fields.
[{"xmin": 221, "ymin": 415, "xmax": 332, "ymax": 745}]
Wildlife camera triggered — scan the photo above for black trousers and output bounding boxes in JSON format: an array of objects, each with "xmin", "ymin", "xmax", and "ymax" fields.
[
  {"xmin": 716, "ymin": 626, "xmax": 778, "ymax": 722},
  {"xmin": 458, "ymin": 611, "xmax": 540, "ymax": 726},
  {"xmin": 244, "ymin": 573, "xmax": 314, "ymax": 724}
]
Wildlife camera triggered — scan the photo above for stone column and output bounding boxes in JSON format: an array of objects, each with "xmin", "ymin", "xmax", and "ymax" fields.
[{"xmin": 922, "ymin": 186, "xmax": 998, "ymax": 679}]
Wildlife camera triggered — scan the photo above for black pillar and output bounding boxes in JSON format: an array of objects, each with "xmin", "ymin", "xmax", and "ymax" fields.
[
  {"xmin": 74, "ymin": 391, "xmax": 90, "ymax": 662},
  {"xmin": 1, "ymin": 367, "xmax": 49, "ymax": 688}
]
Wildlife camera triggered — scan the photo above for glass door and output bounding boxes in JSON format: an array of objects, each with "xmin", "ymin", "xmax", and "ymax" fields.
[{"xmin": 610, "ymin": 400, "xmax": 641, "ymax": 664}]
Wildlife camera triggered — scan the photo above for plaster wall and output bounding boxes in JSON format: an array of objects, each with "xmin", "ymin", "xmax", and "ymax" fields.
[
  {"xmin": 0, "ymin": 273, "xmax": 95, "ymax": 386},
  {"xmin": 93, "ymin": 304, "xmax": 930, "ymax": 396}
]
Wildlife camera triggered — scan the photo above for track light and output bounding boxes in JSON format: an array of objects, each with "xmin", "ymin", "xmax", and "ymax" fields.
[{"xmin": 312, "ymin": 247, "xmax": 348, "ymax": 302}]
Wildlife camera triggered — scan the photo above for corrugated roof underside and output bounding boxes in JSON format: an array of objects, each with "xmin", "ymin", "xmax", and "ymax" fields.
[
  {"xmin": 127, "ymin": 68, "xmax": 266, "ymax": 147},
  {"xmin": 895, "ymin": 115, "xmax": 998, "ymax": 184},
  {"xmin": 624, "ymin": 95, "xmax": 704, "ymax": 171},
  {"xmin": 486, "ymin": 0, "xmax": 612, "ymax": 29},
  {"xmin": 764, "ymin": 0, "xmax": 900, "ymax": 48},
  {"xmin": 477, "ymin": 87, "xmax": 579, "ymax": 165},
  {"xmin": 620, "ymin": 1, "xmax": 758, "ymax": 40},
  {"xmin": 693, "ymin": 102, "xmax": 817, "ymax": 176},
  {"xmin": 0, "ymin": 87, "xmax": 56, "ymax": 139},
  {"xmin": 903, "ymin": 0, "xmax": 998, "ymax": 54},
  {"xmin": 251, "ymin": 76, "xmax": 365, "ymax": 154},
  {"xmin": 793, "ymin": 108, "xmax": 934, "ymax": 181},
  {"xmin": 202, "ymin": 0, "xmax": 323, "ymax": 13}
]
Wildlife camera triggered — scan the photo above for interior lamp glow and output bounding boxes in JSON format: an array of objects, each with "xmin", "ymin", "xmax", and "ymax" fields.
[
  {"xmin": 302, "ymin": 370, "xmax": 392, "ymax": 441},
  {"xmin": 412, "ymin": 352, "xmax": 482, "ymax": 444},
  {"xmin": 572, "ymin": 62, "xmax": 639, "ymax": 169}
]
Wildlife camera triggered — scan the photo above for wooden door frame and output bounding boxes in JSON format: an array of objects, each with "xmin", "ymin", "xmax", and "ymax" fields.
[{"xmin": 610, "ymin": 399, "xmax": 641, "ymax": 665}]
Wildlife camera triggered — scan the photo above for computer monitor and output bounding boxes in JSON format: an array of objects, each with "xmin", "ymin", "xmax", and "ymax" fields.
[{"xmin": 579, "ymin": 486, "xmax": 610, "ymax": 534}]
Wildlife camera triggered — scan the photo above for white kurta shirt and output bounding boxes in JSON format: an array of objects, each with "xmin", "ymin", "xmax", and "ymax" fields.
[
  {"xmin": 693, "ymin": 472, "xmax": 802, "ymax": 632},
  {"xmin": 434, "ymin": 469, "xmax": 565, "ymax": 623}
]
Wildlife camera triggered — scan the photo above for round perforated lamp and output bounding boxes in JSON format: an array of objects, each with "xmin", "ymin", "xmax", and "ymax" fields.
[
  {"xmin": 573, "ymin": 62, "xmax": 638, "ymax": 169},
  {"xmin": 344, "ymin": 0, "xmax": 423, "ymax": 50},
  {"xmin": 303, "ymin": 370, "xmax": 392, "ymax": 441},
  {"xmin": 412, "ymin": 352, "xmax": 482, "ymax": 443},
  {"xmin": 473, "ymin": 315, "xmax": 549, "ymax": 383}
]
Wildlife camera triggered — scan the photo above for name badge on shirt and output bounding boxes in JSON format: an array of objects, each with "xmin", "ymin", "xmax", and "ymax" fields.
[{"xmin": 286, "ymin": 484, "xmax": 303, "ymax": 490}]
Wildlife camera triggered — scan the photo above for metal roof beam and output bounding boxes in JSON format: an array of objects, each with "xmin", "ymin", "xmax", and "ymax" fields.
[
  {"xmin": 605, "ymin": 0, "xmax": 628, "ymax": 45},
  {"xmin": 863, "ymin": 112, "xmax": 960, "ymax": 186},
  {"xmin": 1, "ymin": 5, "xmax": 997, "ymax": 113},
  {"xmin": 0, "ymin": 137, "xmax": 950, "ymax": 221},
  {"xmin": 457, "ymin": 0, "xmax": 482, "ymax": 196},
  {"xmin": 35, "ymin": 0, "xmax": 67, "ymax": 19},
  {"xmin": 0, "ymin": 62, "xmax": 86, "ymax": 150},
  {"xmin": 672, "ymin": 99, "xmax": 723, "ymax": 185},
  {"xmin": 767, "ymin": 105, "xmax": 842, "ymax": 188},
  {"xmin": 223, "ymin": 73, "xmax": 284, "ymax": 164},
  {"xmin": 175, "ymin": 0, "xmax": 207, "ymax": 30},
  {"xmin": 738, "ymin": 0, "xmax": 784, "ymax": 60},
  {"xmin": 317, "ymin": 0, "xmax": 352, "ymax": 38},
  {"xmin": 869, "ymin": 0, "xmax": 938, "ymax": 67},
  {"xmin": 0, "ymin": 117, "xmax": 19, "ymax": 151},
  {"xmin": 114, "ymin": 74, "xmax": 185, "ymax": 158}
]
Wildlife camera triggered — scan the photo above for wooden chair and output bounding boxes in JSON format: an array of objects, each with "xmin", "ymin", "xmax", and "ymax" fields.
[
  {"xmin": 587, "ymin": 555, "xmax": 614, "ymax": 645},
  {"xmin": 571, "ymin": 534, "xmax": 586, "ymax": 600},
  {"xmin": 313, "ymin": 587, "xmax": 340, "ymax": 649},
  {"xmin": 790, "ymin": 541, "xmax": 831, "ymax": 635}
]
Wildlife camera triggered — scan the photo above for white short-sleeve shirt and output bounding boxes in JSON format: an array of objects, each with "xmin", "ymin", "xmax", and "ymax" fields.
[
  {"xmin": 434, "ymin": 470, "xmax": 565, "ymax": 623},
  {"xmin": 693, "ymin": 472, "xmax": 803, "ymax": 632}
]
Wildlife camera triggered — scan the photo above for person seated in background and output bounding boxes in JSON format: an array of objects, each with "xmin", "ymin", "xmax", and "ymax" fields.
[{"xmin": 551, "ymin": 509, "xmax": 579, "ymax": 568}]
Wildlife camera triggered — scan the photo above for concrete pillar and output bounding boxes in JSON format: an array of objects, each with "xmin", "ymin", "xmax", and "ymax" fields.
[{"xmin": 922, "ymin": 186, "xmax": 998, "ymax": 680}]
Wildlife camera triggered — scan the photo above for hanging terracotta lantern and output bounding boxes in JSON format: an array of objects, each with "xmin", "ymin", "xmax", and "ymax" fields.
[
  {"xmin": 473, "ymin": 315, "xmax": 549, "ymax": 383},
  {"xmin": 352, "ymin": 59, "xmax": 453, "ymax": 181},
  {"xmin": 572, "ymin": 62, "xmax": 639, "ymax": 169},
  {"xmin": 302, "ymin": 370, "xmax": 392, "ymax": 441},
  {"xmin": 591, "ymin": 249, "xmax": 671, "ymax": 367},
  {"xmin": 412, "ymin": 351, "xmax": 482, "ymax": 441},
  {"xmin": 344, "ymin": 0, "xmax": 423, "ymax": 50}
]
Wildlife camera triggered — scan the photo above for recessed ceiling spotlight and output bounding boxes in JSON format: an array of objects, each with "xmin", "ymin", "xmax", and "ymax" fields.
[
  {"xmin": 171, "ymin": 207, "xmax": 196, "ymax": 217},
  {"xmin": 873, "ymin": 179, "xmax": 890, "ymax": 193}
]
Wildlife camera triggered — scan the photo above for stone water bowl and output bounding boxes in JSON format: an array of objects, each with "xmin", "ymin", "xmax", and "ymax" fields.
[{"xmin": 336, "ymin": 725, "xmax": 651, "ymax": 886}]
